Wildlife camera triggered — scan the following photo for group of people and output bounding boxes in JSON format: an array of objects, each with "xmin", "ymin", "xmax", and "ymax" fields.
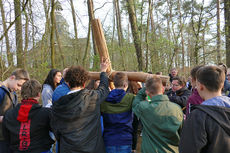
[{"xmin": 0, "ymin": 60, "xmax": 230, "ymax": 153}]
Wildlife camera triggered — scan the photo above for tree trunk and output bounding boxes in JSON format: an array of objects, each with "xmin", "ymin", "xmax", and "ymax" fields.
[
  {"xmin": 54, "ymin": 13, "xmax": 65, "ymax": 67},
  {"xmin": 70, "ymin": 0, "xmax": 78, "ymax": 39},
  {"xmin": 225, "ymin": 0, "xmax": 230, "ymax": 67},
  {"xmin": 114, "ymin": 0, "xmax": 123, "ymax": 46},
  {"xmin": 83, "ymin": 20, "xmax": 91, "ymax": 68},
  {"xmin": 149, "ymin": 0, "xmax": 155, "ymax": 36},
  {"xmin": 14, "ymin": 0, "xmax": 24, "ymax": 68},
  {"xmin": 29, "ymin": 0, "xmax": 37, "ymax": 68},
  {"xmin": 69, "ymin": 0, "xmax": 80, "ymax": 64},
  {"xmin": 24, "ymin": 2, "xmax": 28, "ymax": 69},
  {"xmin": 0, "ymin": 0, "xmax": 13, "ymax": 67},
  {"xmin": 225, "ymin": 0, "xmax": 230, "ymax": 66},
  {"xmin": 192, "ymin": 0, "xmax": 205, "ymax": 65},
  {"xmin": 114, "ymin": 0, "xmax": 126, "ymax": 70},
  {"xmin": 202, "ymin": 28, "xmax": 206, "ymax": 64},
  {"xmin": 126, "ymin": 0, "xmax": 143, "ymax": 71},
  {"xmin": 217, "ymin": 0, "xmax": 221, "ymax": 63},
  {"xmin": 178, "ymin": 0, "xmax": 185, "ymax": 71},
  {"xmin": 145, "ymin": 5, "xmax": 150, "ymax": 72},
  {"xmin": 50, "ymin": 0, "xmax": 55, "ymax": 68},
  {"xmin": 42, "ymin": 0, "xmax": 50, "ymax": 63}
]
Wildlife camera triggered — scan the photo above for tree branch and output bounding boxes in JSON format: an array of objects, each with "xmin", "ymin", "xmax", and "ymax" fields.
[{"xmin": 0, "ymin": 0, "xmax": 29, "ymax": 41}]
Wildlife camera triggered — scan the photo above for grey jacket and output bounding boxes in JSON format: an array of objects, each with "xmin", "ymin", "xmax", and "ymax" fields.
[{"xmin": 42, "ymin": 84, "xmax": 53, "ymax": 107}]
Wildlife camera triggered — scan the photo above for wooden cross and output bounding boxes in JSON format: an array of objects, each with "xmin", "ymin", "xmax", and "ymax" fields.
[{"xmin": 89, "ymin": 19, "xmax": 169, "ymax": 85}]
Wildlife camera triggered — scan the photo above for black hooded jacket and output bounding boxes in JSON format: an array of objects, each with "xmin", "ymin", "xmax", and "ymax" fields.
[
  {"xmin": 50, "ymin": 72, "xmax": 109, "ymax": 153},
  {"xmin": 166, "ymin": 87, "xmax": 192, "ymax": 108},
  {"xmin": 2, "ymin": 100, "xmax": 54, "ymax": 153},
  {"xmin": 179, "ymin": 104, "xmax": 230, "ymax": 153}
]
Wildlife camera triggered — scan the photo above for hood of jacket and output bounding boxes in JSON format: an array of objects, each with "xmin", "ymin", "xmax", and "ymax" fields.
[
  {"xmin": 52, "ymin": 89, "xmax": 96, "ymax": 121},
  {"xmin": 5, "ymin": 101, "xmax": 42, "ymax": 124},
  {"xmin": 195, "ymin": 97, "xmax": 230, "ymax": 136},
  {"xmin": 105, "ymin": 89, "xmax": 126, "ymax": 103}
]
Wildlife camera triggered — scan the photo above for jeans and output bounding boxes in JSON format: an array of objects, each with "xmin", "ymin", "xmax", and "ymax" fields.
[{"xmin": 105, "ymin": 145, "xmax": 132, "ymax": 153}]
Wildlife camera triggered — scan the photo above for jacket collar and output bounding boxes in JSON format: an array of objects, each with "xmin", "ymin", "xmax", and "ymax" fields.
[{"xmin": 149, "ymin": 94, "xmax": 169, "ymax": 103}]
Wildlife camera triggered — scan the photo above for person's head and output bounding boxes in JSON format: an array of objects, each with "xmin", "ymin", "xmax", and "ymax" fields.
[
  {"xmin": 43, "ymin": 69, "xmax": 62, "ymax": 90},
  {"xmin": 227, "ymin": 74, "xmax": 230, "ymax": 81},
  {"xmin": 196, "ymin": 66, "xmax": 225, "ymax": 99},
  {"xmin": 86, "ymin": 80, "xmax": 100, "ymax": 90},
  {"xmin": 113, "ymin": 72, "xmax": 128, "ymax": 90},
  {"xmin": 127, "ymin": 81, "xmax": 142, "ymax": 95},
  {"xmin": 218, "ymin": 63, "xmax": 227, "ymax": 75},
  {"xmin": 21, "ymin": 79, "xmax": 42, "ymax": 100},
  {"xmin": 190, "ymin": 65, "xmax": 204, "ymax": 88},
  {"xmin": 7, "ymin": 69, "xmax": 30, "ymax": 92},
  {"xmin": 145, "ymin": 76, "xmax": 164, "ymax": 97},
  {"xmin": 155, "ymin": 72, "xmax": 162, "ymax": 75},
  {"xmin": 171, "ymin": 76, "xmax": 186, "ymax": 92},
  {"xmin": 64, "ymin": 66, "xmax": 89, "ymax": 89},
  {"xmin": 170, "ymin": 68, "xmax": 178, "ymax": 77}
]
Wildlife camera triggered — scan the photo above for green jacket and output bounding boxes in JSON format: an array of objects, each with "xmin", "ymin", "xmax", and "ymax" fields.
[{"xmin": 132, "ymin": 88, "xmax": 183, "ymax": 153}]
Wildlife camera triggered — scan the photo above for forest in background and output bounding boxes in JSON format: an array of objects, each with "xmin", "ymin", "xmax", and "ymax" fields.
[{"xmin": 0, "ymin": 0, "xmax": 230, "ymax": 83}]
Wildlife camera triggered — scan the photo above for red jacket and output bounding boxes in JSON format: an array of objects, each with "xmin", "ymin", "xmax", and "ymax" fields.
[{"xmin": 185, "ymin": 88, "xmax": 203, "ymax": 118}]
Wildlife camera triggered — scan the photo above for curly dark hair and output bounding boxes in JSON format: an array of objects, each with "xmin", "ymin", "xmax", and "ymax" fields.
[
  {"xmin": 64, "ymin": 66, "xmax": 89, "ymax": 89},
  {"xmin": 43, "ymin": 69, "xmax": 61, "ymax": 90}
]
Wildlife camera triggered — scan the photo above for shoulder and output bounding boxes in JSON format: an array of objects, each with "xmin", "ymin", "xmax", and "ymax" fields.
[
  {"xmin": 124, "ymin": 93, "xmax": 135, "ymax": 100},
  {"xmin": 0, "ymin": 87, "xmax": 7, "ymax": 103},
  {"xmin": 42, "ymin": 84, "xmax": 53, "ymax": 91},
  {"xmin": 42, "ymin": 84, "xmax": 53, "ymax": 94},
  {"xmin": 0, "ymin": 87, "xmax": 7, "ymax": 96},
  {"xmin": 38, "ymin": 107, "xmax": 52, "ymax": 116},
  {"xmin": 182, "ymin": 88, "xmax": 192, "ymax": 94}
]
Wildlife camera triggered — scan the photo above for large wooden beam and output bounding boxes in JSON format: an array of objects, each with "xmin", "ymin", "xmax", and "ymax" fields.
[
  {"xmin": 89, "ymin": 71, "xmax": 169, "ymax": 83},
  {"xmin": 91, "ymin": 19, "xmax": 112, "ymax": 73},
  {"xmin": 90, "ymin": 19, "xmax": 169, "ymax": 84}
]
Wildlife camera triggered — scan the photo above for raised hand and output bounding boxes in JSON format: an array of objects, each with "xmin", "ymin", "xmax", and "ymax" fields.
[{"xmin": 100, "ymin": 58, "xmax": 110, "ymax": 72}]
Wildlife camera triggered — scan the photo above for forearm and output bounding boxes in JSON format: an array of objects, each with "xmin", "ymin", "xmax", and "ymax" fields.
[
  {"xmin": 0, "ymin": 116, "xmax": 3, "ymax": 123},
  {"xmin": 133, "ymin": 88, "xmax": 146, "ymax": 108}
]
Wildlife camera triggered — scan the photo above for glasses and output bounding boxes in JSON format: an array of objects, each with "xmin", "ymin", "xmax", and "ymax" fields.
[{"xmin": 172, "ymin": 84, "xmax": 180, "ymax": 87}]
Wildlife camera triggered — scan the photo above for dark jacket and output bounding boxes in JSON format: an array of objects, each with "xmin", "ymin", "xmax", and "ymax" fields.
[
  {"xmin": 166, "ymin": 87, "xmax": 192, "ymax": 108},
  {"xmin": 101, "ymin": 89, "xmax": 135, "ymax": 146},
  {"xmin": 51, "ymin": 72, "xmax": 109, "ymax": 153},
  {"xmin": 179, "ymin": 96, "xmax": 230, "ymax": 153},
  {"xmin": 0, "ymin": 83, "xmax": 17, "ymax": 141},
  {"xmin": 2, "ymin": 99, "xmax": 54, "ymax": 153}
]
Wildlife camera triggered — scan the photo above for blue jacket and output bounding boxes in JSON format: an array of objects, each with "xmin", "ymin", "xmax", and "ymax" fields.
[
  {"xmin": 52, "ymin": 82, "xmax": 70, "ymax": 103},
  {"xmin": 101, "ymin": 89, "xmax": 135, "ymax": 146}
]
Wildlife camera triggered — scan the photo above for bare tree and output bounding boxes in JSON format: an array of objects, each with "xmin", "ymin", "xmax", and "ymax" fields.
[
  {"xmin": 114, "ymin": 0, "xmax": 125, "ymax": 69},
  {"xmin": 69, "ymin": 0, "xmax": 78, "ymax": 39},
  {"xmin": 217, "ymin": 0, "xmax": 221, "ymax": 63},
  {"xmin": 0, "ymin": 0, "xmax": 13, "ymax": 66},
  {"xmin": 225, "ymin": 0, "xmax": 230, "ymax": 67},
  {"xmin": 126, "ymin": 0, "xmax": 143, "ymax": 71},
  {"xmin": 50, "ymin": 0, "xmax": 56, "ymax": 68},
  {"xmin": 14, "ymin": 0, "xmax": 24, "ymax": 68}
]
